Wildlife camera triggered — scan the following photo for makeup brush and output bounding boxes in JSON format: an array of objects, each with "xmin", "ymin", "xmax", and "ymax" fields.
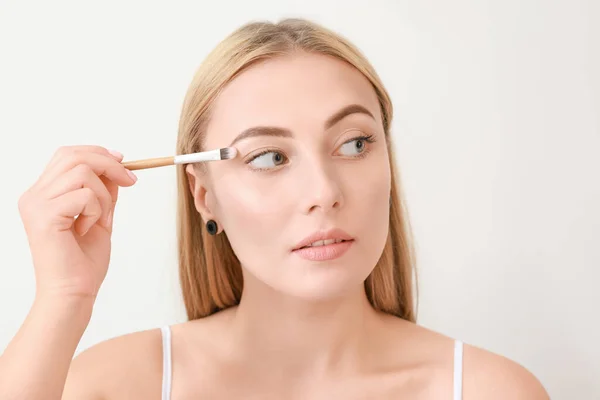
[{"xmin": 121, "ymin": 147, "xmax": 238, "ymax": 170}]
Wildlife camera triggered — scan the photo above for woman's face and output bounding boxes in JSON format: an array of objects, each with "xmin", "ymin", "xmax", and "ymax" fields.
[{"xmin": 188, "ymin": 52, "xmax": 391, "ymax": 300}]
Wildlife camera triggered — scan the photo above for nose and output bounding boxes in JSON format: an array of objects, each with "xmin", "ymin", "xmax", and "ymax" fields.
[{"xmin": 300, "ymin": 160, "xmax": 344, "ymax": 215}]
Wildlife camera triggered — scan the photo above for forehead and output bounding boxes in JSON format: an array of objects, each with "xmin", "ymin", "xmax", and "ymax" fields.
[{"xmin": 205, "ymin": 52, "xmax": 382, "ymax": 148}]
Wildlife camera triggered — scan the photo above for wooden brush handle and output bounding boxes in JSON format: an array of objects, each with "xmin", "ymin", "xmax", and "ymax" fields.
[{"xmin": 122, "ymin": 156, "xmax": 175, "ymax": 170}]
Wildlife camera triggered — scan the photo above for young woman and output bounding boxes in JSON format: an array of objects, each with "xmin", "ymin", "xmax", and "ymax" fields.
[{"xmin": 0, "ymin": 18, "xmax": 549, "ymax": 399}]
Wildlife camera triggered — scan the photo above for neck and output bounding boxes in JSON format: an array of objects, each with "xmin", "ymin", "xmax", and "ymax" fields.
[{"xmin": 227, "ymin": 274, "xmax": 384, "ymax": 380}]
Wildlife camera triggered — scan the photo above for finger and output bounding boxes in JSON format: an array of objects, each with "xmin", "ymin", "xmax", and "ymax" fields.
[
  {"xmin": 100, "ymin": 175, "xmax": 119, "ymax": 205},
  {"xmin": 44, "ymin": 164, "xmax": 113, "ymax": 229},
  {"xmin": 43, "ymin": 146, "xmax": 123, "ymax": 173},
  {"xmin": 100, "ymin": 175, "xmax": 119, "ymax": 233},
  {"xmin": 40, "ymin": 150, "xmax": 128, "ymax": 186},
  {"xmin": 50, "ymin": 188, "xmax": 103, "ymax": 236},
  {"xmin": 37, "ymin": 152, "xmax": 137, "ymax": 190}
]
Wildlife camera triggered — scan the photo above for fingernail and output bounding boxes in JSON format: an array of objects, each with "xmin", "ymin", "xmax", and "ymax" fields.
[
  {"xmin": 126, "ymin": 169, "xmax": 138, "ymax": 182},
  {"xmin": 108, "ymin": 149, "xmax": 124, "ymax": 160}
]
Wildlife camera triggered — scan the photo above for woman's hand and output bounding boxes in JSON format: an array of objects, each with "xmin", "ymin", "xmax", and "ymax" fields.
[{"xmin": 18, "ymin": 145, "xmax": 138, "ymax": 301}]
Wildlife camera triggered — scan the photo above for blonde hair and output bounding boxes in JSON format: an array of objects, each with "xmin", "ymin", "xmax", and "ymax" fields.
[{"xmin": 176, "ymin": 18, "xmax": 418, "ymax": 322}]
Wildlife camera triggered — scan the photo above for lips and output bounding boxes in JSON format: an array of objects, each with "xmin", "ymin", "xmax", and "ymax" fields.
[
  {"xmin": 299, "ymin": 238, "xmax": 349, "ymax": 249},
  {"xmin": 292, "ymin": 228, "xmax": 354, "ymax": 251}
]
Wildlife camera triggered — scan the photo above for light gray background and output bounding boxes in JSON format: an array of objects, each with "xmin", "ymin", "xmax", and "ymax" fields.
[{"xmin": 1, "ymin": 1, "xmax": 598, "ymax": 398}]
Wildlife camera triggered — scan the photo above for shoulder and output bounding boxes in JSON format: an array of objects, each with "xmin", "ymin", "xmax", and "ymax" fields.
[
  {"xmin": 463, "ymin": 343, "xmax": 550, "ymax": 399},
  {"xmin": 63, "ymin": 326, "xmax": 165, "ymax": 400},
  {"xmin": 382, "ymin": 317, "xmax": 549, "ymax": 399}
]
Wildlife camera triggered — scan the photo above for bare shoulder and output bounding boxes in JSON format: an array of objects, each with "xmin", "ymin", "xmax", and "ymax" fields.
[
  {"xmin": 61, "ymin": 309, "xmax": 233, "ymax": 399},
  {"xmin": 380, "ymin": 316, "xmax": 549, "ymax": 399},
  {"xmin": 62, "ymin": 327, "xmax": 164, "ymax": 400},
  {"xmin": 463, "ymin": 343, "xmax": 550, "ymax": 399}
]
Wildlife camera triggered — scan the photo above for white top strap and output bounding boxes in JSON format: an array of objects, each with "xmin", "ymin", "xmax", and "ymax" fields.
[
  {"xmin": 453, "ymin": 340, "xmax": 463, "ymax": 400},
  {"xmin": 161, "ymin": 325, "xmax": 172, "ymax": 400}
]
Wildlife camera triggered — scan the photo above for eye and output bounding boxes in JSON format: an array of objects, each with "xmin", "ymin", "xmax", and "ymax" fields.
[
  {"xmin": 247, "ymin": 150, "xmax": 287, "ymax": 170},
  {"xmin": 337, "ymin": 134, "xmax": 375, "ymax": 157}
]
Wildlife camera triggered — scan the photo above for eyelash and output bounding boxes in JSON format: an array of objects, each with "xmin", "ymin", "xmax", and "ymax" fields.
[{"xmin": 244, "ymin": 134, "xmax": 377, "ymax": 172}]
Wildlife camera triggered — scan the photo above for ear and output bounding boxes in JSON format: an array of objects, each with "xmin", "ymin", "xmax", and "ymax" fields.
[{"xmin": 185, "ymin": 164, "xmax": 216, "ymax": 224}]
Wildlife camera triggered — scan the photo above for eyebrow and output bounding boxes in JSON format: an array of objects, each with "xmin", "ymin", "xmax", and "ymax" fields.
[{"xmin": 228, "ymin": 104, "xmax": 375, "ymax": 147}]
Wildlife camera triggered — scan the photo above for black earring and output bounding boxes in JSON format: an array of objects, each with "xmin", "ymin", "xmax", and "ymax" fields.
[{"xmin": 206, "ymin": 219, "xmax": 218, "ymax": 235}]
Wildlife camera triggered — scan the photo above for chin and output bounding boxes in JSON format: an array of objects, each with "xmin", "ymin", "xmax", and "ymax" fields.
[
  {"xmin": 276, "ymin": 259, "xmax": 373, "ymax": 301},
  {"xmin": 240, "ymin": 243, "xmax": 382, "ymax": 302}
]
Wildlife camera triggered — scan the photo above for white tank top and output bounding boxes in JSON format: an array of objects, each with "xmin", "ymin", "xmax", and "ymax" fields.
[{"xmin": 160, "ymin": 326, "xmax": 464, "ymax": 400}]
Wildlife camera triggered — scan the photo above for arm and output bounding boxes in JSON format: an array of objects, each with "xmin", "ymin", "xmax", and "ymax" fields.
[{"xmin": 0, "ymin": 296, "xmax": 94, "ymax": 399}]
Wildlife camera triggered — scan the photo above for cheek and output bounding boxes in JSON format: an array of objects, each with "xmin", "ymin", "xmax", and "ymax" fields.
[
  {"xmin": 345, "ymin": 154, "xmax": 391, "ymax": 264},
  {"xmin": 219, "ymin": 174, "xmax": 293, "ymax": 220},
  {"xmin": 215, "ymin": 175, "xmax": 293, "ymax": 260},
  {"xmin": 346, "ymin": 151, "xmax": 391, "ymax": 211}
]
